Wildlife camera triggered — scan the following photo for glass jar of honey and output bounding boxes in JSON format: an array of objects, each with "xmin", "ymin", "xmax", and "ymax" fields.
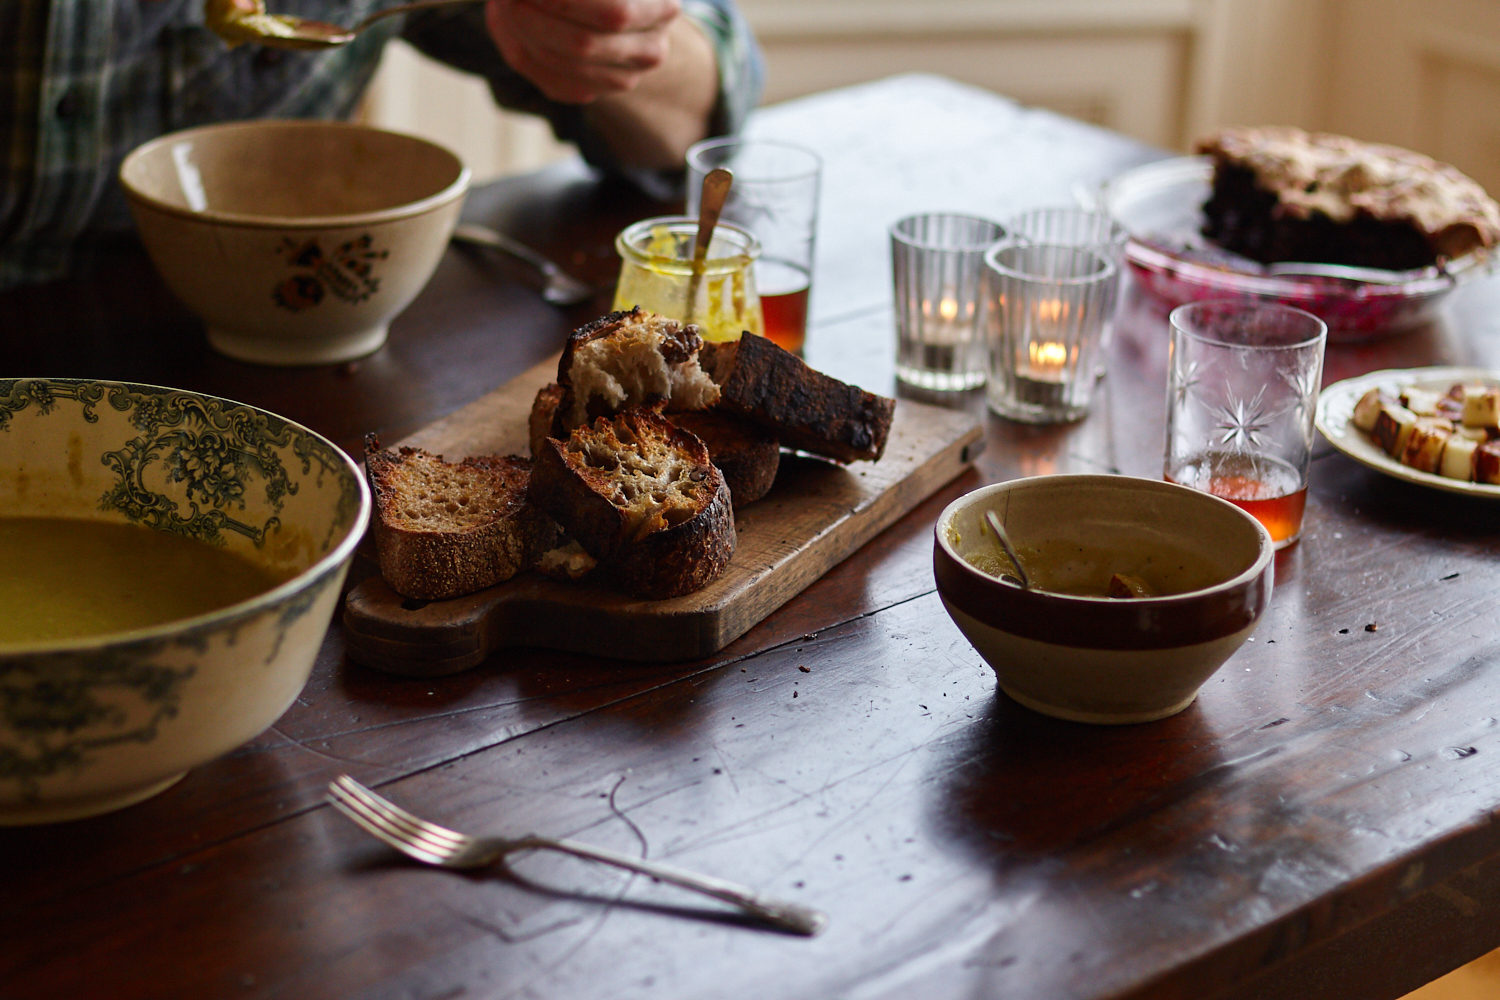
[{"xmin": 612, "ymin": 216, "xmax": 763, "ymax": 343}]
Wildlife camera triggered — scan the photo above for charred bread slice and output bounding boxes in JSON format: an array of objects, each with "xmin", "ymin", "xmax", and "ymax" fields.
[
  {"xmin": 700, "ymin": 334, "xmax": 896, "ymax": 463},
  {"xmin": 555, "ymin": 307, "xmax": 720, "ymax": 432},
  {"xmin": 664, "ymin": 410, "xmax": 779, "ymax": 506},
  {"xmin": 364, "ymin": 434, "xmax": 557, "ymax": 601},
  {"xmin": 528, "ymin": 408, "xmax": 734, "ymax": 599}
]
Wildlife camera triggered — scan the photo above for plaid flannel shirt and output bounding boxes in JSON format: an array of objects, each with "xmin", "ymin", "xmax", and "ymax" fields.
[{"xmin": 0, "ymin": 0, "xmax": 762, "ymax": 289}]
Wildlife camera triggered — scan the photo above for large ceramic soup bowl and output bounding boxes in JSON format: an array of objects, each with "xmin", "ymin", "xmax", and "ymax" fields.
[
  {"xmin": 0, "ymin": 379, "xmax": 370, "ymax": 823},
  {"xmin": 934, "ymin": 475, "xmax": 1274, "ymax": 724},
  {"xmin": 120, "ymin": 120, "xmax": 469, "ymax": 366}
]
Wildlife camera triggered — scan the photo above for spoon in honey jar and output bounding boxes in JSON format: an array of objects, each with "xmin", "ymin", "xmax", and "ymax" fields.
[
  {"xmin": 206, "ymin": 0, "xmax": 481, "ymax": 50},
  {"xmin": 984, "ymin": 509, "xmax": 1031, "ymax": 590},
  {"xmin": 684, "ymin": 167, "xmax": 733, "ymax": 325}
]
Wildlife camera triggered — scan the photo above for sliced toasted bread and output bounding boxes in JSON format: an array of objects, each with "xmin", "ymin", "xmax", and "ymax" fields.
[
  {"xmin": 556, "ymin": 307, "xmax": 720, "ymax": 432},
  {"xmin": 364, "ymin": 434, "xmax": 557, "ymax": 601},
  {"xmin": 528, "ymin": 408, "xmax": 734, "ymax": 599},
  {"xmin": 530, "ymin": 382, "xmax": 566, "ymax": 458},
  {"xmin": 533, "ymin": 377, "xmax": 778, "ymax": 505},
  {"xmin": 668, "ymin": 410, "xmax": 779, "ymax": 505},
  {"xmin": 700, "ymin": 334, "xmax": 895, "ymax": 463}
]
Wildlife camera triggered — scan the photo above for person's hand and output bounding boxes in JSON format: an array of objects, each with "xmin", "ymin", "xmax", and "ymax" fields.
[{"xmin": 484, "ymin": 0, "xmax": 684, "ymax": 105}]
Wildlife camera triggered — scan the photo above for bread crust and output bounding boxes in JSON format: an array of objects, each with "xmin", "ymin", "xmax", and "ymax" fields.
[
  {"xmin": 528, "ymin": 409, "xmax": 735, "ymax": 599},
  {"xmin": 529, "ymin": 382, "xmax": 565, "ymax": 458},
  {"xmin": 364, "ymin": 435, "xmax": 556, "ymax": 601},
  {"xmin": 701, "ymin": 335, "xmax": 896, "ymax": 463},
  {"xmin": 668, "ymin": 410, "xmax": 779, "ymax": 505}
]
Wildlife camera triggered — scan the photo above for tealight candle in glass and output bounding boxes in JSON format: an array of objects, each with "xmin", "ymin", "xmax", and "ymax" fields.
[
  {"xmin": 890, "ymin": 213, "xmax": 1006, "ymax": 391},
  {"xmin": 983, "ymin": 241, "xmax": 1117, "ymax": 423}
]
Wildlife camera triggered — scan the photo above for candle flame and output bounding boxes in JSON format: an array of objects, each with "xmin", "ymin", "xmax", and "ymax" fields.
[
  {"xmin": 1029, "ymin": 341, "xmax": 1069, "ymax": 368},
  {"xmin": 939, "ymin": 297, "xmax": 959, "ymax": 321}
]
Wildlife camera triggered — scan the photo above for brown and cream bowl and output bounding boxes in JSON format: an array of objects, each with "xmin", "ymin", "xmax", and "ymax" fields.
[
  {"xmin": 0, "ymin": 378, "xmax": 370, "ymax": 823},
  {"xmin": 120, "ymin": 120, "xmax": 469, "ymax": 366},
  {"xmin": 934, "ymin": 475, "xmax": 1274, "ymax": 724}
]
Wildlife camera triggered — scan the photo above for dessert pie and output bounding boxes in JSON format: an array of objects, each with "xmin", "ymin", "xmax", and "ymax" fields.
[{"xmin": 1196, "ymin": 127, "xmax": 1500, "ymax": 271}]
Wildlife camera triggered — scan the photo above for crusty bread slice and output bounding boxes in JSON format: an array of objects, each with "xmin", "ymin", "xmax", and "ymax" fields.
[
  {"xmin": 529, "ymin": 382, "xmax": 566, "ymax": 458},
  {"xmin": 556, "ymin": 307, "xmax": 720, "ymax": 431},
  {"xmin": 364, "ymin": 434, "xmax": 557, "ymax": 601},
  {"xmin": 534, "ymin": 380, "xmax": 780, "ymax": 512},
  {"xmin": 532, "ymin": 381, "xmax": 778, "ymax": 506},
  {"xmin": 700, "ymin": 334, "xmax": 896, "ymax": 463},
  {"xmin": 668, "ymin": 410, "xmax": 779, "ymax": 505},
  {"xmin": 528, "ymin": 408, "xmax": 734, "ymax": 600}
]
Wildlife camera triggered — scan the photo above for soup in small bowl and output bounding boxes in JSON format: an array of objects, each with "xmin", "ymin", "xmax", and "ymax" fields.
[
  {"xmin": 0, "ymin": 378, "xmax": 370, "ymax": 823},
  {"xmin": 934, "ymin": 475, "xmax": 1274, "ymax": 724}
]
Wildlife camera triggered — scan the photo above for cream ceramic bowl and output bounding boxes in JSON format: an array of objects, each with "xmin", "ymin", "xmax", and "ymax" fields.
[
  {"xmin": 120, "ymin": 120, "xmax": 469, "ymax": 366},
  {"xmin": 934, "ymin": 475, "xmax": 1274, "ymax": 724},
  {"xmin": 0, "ymin": 378, "xmax": 370, "ymax": 823}
]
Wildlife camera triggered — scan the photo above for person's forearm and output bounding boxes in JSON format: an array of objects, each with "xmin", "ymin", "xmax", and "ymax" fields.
[{"xmin": 582, "ymin": 14, "xmax": 719, "ymax": 170}]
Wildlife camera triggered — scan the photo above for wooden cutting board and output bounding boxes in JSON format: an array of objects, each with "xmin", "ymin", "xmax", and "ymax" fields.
[{"xmin": 342, "ymin": 356, "xmax": 983, "ymax": 675}]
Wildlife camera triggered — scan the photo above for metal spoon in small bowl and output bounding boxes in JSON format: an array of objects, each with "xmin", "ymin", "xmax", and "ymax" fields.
[
  {"xmin": 206, "ymin": 0, "xmax": 481, "ymax": 50},
  {"xmin": 984, "ymin": 509, "xmax": 1031, "ymax": 590}
]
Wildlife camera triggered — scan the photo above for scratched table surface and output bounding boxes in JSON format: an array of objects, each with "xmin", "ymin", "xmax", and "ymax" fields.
[{"xmin": 6, "ymin": 75, "xmax": 1500, "ymax": 1000}]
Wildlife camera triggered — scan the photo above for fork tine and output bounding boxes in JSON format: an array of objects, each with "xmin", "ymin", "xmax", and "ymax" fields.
[
  {"xmin": 333, "ymin": 775, "xmax": 465, "ymax": 844},
  {"xmin": 326, "ymin": 786, "xmax": 453, "ymax": 865},
  {"xmin": 329, "ymin": 775, "xmax": 469, "ymax": 856}
]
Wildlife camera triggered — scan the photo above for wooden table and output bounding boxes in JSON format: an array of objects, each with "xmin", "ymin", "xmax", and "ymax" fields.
[{"xmin": 7, "ymin": 74, "xmax": 1500, "ymax": 1000}]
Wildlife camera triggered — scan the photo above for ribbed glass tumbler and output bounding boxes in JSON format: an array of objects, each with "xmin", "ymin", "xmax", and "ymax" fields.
[
  {"xmin": 890, "ymin": 213, "xmax": 1006, "ymax": 391},
  {"xmin": 983, "ymin": 241, "xmax": 1118, "ymax": 424}
]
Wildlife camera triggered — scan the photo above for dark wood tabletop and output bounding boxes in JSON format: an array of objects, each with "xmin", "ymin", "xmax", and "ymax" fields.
[{"xmin": 7, "ymin": 74, "xmax": 1500, "ymax": 1000}]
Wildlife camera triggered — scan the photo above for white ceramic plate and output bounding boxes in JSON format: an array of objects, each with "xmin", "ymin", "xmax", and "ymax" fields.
[{"xmin": 1315, "ymin": 366, "xmax": 1500, "ymax": 497}]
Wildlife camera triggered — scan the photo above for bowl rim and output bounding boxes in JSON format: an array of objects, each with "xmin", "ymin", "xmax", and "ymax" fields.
[
  {"xmin": 935, "ymin": 474, "xmax": 1274, "ymax": 606},
  {"xmin": 118, "ymin": 120, "xmax": 471, "ymax": 230},
  {"xmin": 0, "ymin": 379, "xmax": 372, "ymax": 655},
  {"xmin": 933, "ymin": 475, "xmax": 1275, "ymax": 651}
]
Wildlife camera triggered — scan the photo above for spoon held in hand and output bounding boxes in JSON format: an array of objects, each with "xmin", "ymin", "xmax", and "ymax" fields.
[{"xmin": 206, "ymin": 0, "xmax": 481, "ymax": 50}]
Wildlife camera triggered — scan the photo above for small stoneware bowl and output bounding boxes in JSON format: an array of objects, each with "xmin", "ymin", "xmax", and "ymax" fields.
[
  {"xmin": 934, "ymin": 475, "xmax": 1274, "ymax": 724},
  {"xmin": 120, "ymin": 120, "xmax": 469, "ymax": 366},
  {"xmin": 0, "ymin": 378, "xmax": 370, "ymax": 823}
]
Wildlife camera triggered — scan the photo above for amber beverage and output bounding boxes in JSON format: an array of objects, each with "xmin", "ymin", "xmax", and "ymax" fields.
[
  {"xmin": 687, "ymin": 138, "xmax": 821, "ymax": 356},
  {"xmin": 1167, "ymin": 452, "xmax": 1308, "ymax": 547},
  {"xmin": 1164, "ymin": 301, "xmax": 1327, "ymax": 551},
  {"xmin": 758, "ymin": 259, "xmax": 810, "ymax": 355}
]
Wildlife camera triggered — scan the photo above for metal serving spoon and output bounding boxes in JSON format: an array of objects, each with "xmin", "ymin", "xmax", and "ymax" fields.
[
  {"xmin": 206, "ymin": 0, "xmax": 481, "ymax": 50},
  {"xmin": 984, "ymin": 509, "xmax": 1031, "ymax": 590}
]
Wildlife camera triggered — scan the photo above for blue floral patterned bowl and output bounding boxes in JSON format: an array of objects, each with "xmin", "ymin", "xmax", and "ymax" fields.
[{"xmin": 0, "ymin": 379, "xmax": 370, "ymax": 824}]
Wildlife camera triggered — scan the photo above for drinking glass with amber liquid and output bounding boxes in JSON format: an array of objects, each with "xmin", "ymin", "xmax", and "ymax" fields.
[
  {"xmin": 1164, "ymin": 301, "xmax": 1327, "ymax": 548},
  {"xmin": 613, "ymin": 216, "xmax": 763, "ymax": 343},
  {"xmin": 687, "ymin": 138, "xmax": 821, "ymax": 356}
]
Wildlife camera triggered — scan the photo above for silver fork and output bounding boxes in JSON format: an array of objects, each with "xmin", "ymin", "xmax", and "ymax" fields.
[{"xmin": 326, "ymin": 774, "xmax": 828, "ymax": 936}]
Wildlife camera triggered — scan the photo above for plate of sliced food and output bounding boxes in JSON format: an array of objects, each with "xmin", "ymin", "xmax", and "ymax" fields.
[{"xmin": 1315, "ymin": 366, "xmax": 1500, "ymax": 496}]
